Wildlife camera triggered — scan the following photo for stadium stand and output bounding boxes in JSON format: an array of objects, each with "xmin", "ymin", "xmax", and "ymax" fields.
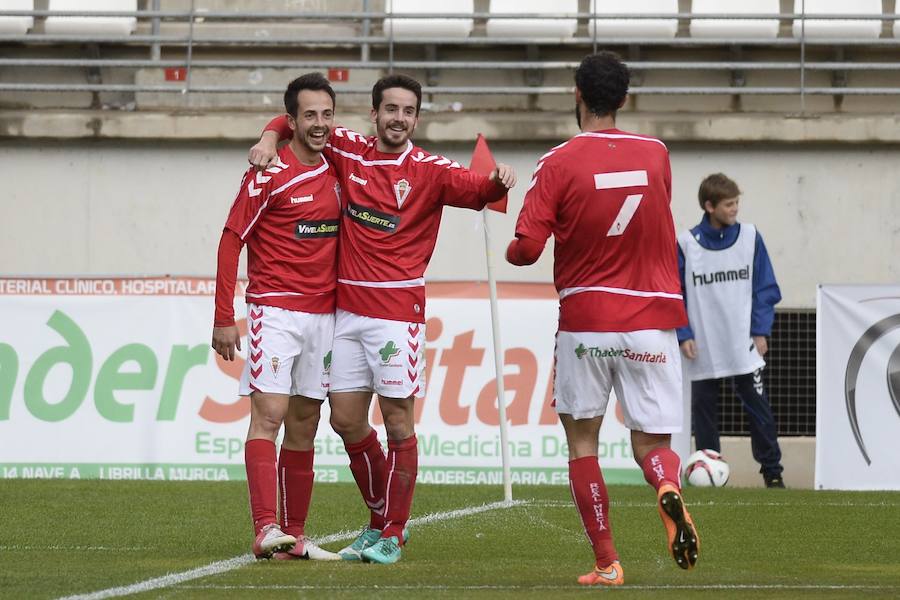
[
  {"xmin": 689, "ymin": 0, "xmax": 780, "ymax": 39},
  {"xmin": 485, "ymin": 0, "xmax": 578, "ymax": 39},
  {"xmin": 791, "ymin": 0, "xmax": 883, "ymax": 39},
  {"xmin": 0, "ymin": 0, "xmax": 32, "ymax": 35},
  {"xmin": 1, "ymin": 1, "xmax": 900, "ymax": 119},
  {"xmin": 44, "ymin": 0, "xmax": 137, "ymax": 36},
  {"xmin": 896, "ymin": 3, "xmax": 900, "ymax": 38},
  {"xmin": 589, "ymin": 0, "xmax": 679, "ymax": 39},
  {"xmin": 383, "ymin": 0, "xmax": 474, "ymax": 39}
]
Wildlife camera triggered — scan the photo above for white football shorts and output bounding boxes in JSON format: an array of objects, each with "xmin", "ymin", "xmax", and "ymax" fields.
[
  {"xmin": 554, "ymin": 329, "xmax": 683, "ymax": 433},
  {"xmin": 238, "ymin": 303, "xmax": 334, "ymax": 400},
  {"xmin": 330, "ymin": 308, "xmax": 426, "ymax": 399}
]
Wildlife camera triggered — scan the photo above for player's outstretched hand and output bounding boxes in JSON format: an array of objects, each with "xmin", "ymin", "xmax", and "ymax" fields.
[
  {"xmin": 680, "ymin": 339, "xmax": 697, "ymax": 360},
  {"xmin": 212, "ymin": 325, "xmax": 242, "ymax": 361},
  {"xmin": 490, "ymin": 163, "xmax": 517, "ymax": 189},
  {"xmin": 248, "ymin": 131, "xmax": 280, "ymax": 170}
]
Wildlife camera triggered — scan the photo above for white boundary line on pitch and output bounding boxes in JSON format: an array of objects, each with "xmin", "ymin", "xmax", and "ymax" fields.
[
  {"xmin": 178, "ymin": 583, "xmax": 900, "ymax": 591},
  {"xmin": 529, "ymin": 499, "xmax": 900, "ymax": 509},
  {"xmin": 0, "ymin": 546, "xmax": 149, "ymax": 552},
  {"xmin": 56, "ymin": 499, "xmax": 526, "ymax": 600}
]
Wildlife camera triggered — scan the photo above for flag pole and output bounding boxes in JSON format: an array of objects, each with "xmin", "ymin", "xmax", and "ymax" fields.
[{"xmin": 482, "ymin": 208, "xmax": 513, "ymax": 502}]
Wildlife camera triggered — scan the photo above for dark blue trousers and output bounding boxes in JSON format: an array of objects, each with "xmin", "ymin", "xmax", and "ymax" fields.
[{"xmin": 691, "ymin": 369, "xmax": 783, "ymax": 476}]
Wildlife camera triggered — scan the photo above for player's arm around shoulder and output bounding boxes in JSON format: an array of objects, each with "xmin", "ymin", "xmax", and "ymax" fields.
[
  {"xmin": 248, "ymin": 115, "xmax": 290, "ymax": 170},
  {"xmin": 327, "ymin": 125, "xmax": 373, "ymax": 153}
]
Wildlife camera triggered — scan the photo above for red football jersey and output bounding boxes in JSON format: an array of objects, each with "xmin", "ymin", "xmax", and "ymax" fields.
[
  {"xmin": 322, "ymin": 126, "xmax": 505, "ymax": 323},
  {"xmin": 224, "ymin": 145, "xmax": 340, "ymax": 313},
  {"xmin": 515, "ymin": 129, "xmax": 687, "ymax": 332}
]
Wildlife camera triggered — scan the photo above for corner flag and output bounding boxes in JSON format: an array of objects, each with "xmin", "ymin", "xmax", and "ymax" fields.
[
  {"xmin": 469, "ymin": 134, "xmax": 508, "ymax": 213},
  {"xmin": 471, "ymin": 133, "xmax": 513, "ymax": 502}
]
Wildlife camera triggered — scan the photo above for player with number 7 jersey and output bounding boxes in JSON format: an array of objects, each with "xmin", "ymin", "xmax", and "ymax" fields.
[
  {"xmin": 512, "ymin": 129, "xmax": 685, "ymax": 333},
  {"xmin": 507, "ymin": 53, "xmax": 694, "ymax": 587}
]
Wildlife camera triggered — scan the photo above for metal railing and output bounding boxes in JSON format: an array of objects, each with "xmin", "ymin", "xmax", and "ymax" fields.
[{"xmin": 2, "ymin": 7, "xmax": 900, "ymax": 107}]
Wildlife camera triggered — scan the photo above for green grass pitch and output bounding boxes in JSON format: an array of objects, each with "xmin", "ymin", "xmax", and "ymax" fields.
[{"xmin": 1, "ymin": 480, "xmax": 898, "ymax": 599}]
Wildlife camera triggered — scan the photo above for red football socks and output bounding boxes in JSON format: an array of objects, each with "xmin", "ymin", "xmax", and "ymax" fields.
[
  {"xmin": 381, "ymin": 435, "xmax": 418, "ymax": 542},
  {"xmin": 569, "ymin": 456, "xmax": 618, "ymax": 567},
  {"xmin": 641, "ymin": 447, "xmax": 683, "ymax": 491},
  {"xmin": 278, "ymin": 447, "xmax": 314, "ymax": 538},
  {"xmin": 245, "ymin": 438, "xmax": 277, "ymax": 535},
  {"xmin": 345, "ymin": 429, "xmax": 388, "ymax": 530}
]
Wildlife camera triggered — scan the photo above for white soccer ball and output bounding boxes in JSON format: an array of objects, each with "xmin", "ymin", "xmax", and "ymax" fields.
[{"xmin": 685, "ymin": 449, "xmax": 730, "ymax": 487}]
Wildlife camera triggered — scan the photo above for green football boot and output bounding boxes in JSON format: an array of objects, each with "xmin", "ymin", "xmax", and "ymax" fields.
[{"xmin": 360, "ymin": 535, "xmax": 402, "ymax": 564}]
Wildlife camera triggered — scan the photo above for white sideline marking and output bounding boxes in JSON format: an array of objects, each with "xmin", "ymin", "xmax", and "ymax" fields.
[
  {"xmin": 57, "ymin": 499, "xmax": 524, "ymax": 600},
  {"xmin": 0, "ymin": 545, "xmax": 148, "ymax": 552},
  {"xmin": 529, "ymin": 499, "xmax": 900, "ymax": 509},
  {"xmin": 179, "ymin": 584, "xmax": 899, "ymax": 591}
]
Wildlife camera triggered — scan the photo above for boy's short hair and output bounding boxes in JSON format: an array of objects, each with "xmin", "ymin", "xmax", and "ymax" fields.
[
  {"xmin": 372, "ymin": 74, "xmax": 422, "ymax": 114},
  {"xmin": 284, "ymin": 72, "xmax": 335, "ymax": 118},
  {"xmin": 698, "ymin": 173, "xmax": 741, "ymax": 209}
]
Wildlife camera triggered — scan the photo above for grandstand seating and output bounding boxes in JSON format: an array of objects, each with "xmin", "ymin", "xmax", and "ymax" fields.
[
  {"xmin": 791, "ymin": 0, "xmax": 882, "ymax": 39},
  {"xmin": 1, "ymin": 1, "xmax": 900, "ymax": 116},
  {"xmin": 689, "ymin": 0, "xmax": 780, "ymax": 39},
  {"xmin": 44, "ymin": 0, "xmax": 137, "ymax": 36},
  {"xmin": 382, "ymin": 0, "xmax": 474, "ymax": 39},
  {"xmin": 896, "ymin": 4, "xmax": 900, "ymax": 39},
  {"xmin": 0, "ymin": 0, "xmax": 32, "ymax": 35},
  {"xmin": 589, "ymin": 0, "xmax": 679, "ymax": 39},
  {"xmin": 485, "ymin": 0, "xmax": 578, "ymax": 39}
]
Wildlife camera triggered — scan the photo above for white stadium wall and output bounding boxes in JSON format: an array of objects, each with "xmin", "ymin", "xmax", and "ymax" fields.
[{"xmin": 1, "ymin": 139, "xmax": 898, "ymax": 310}]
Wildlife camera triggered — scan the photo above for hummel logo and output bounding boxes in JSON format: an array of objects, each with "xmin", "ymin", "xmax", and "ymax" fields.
[
  {"xmin": 349, "ymin": 173, "xmax": 368, "ymax": 186},
  {"xmin": 290, "ymin": 195, "xmax": 313, "ymax": 204}
]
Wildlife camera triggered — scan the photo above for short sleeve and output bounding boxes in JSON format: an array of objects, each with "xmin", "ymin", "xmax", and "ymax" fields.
[{"xmin": 514, "ymin": 159, "xmax": 562, "ymax": 245}]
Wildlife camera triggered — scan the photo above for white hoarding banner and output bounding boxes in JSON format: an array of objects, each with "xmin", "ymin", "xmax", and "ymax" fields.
[
  {"xmin": 0, "ymin": 278, "xmax": 688, "ymax": 484},
  {"xmin": 816, "ymin": 285, "xmax": 900, "ymax": 490}
]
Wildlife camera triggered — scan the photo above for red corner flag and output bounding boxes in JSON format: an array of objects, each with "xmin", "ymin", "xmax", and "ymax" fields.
[{"xmin": 469, "ymin": 133, "xmax": 508, "ymax": 213}]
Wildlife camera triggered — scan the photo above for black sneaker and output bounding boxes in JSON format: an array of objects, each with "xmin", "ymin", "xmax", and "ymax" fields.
[{"xmin": 763, "ymin": 474, "xmax": 786, "ymax": 488}]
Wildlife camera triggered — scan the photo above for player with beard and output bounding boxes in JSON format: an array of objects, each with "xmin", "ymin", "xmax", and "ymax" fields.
[
  {"xmin": 506, "ymin": 52, "xmax": 699, "ymax": 586},
  {"xmin": 213, "ymin": 73, "xmax": 341, "ymax": 561},
  {"xmin": 248, "ymin": 74, "xmax": 516, "ymax": 564}
]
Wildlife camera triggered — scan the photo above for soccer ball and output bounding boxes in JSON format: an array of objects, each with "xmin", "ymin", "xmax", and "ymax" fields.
[{"xmin": 684, "ymin": 449, "xmax": 730, "ymax": 487}]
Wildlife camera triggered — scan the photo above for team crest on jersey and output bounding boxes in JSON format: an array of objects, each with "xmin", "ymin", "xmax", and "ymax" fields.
[
  {"xmin": 271, "ymin": 357, "xmax": 280, "ymax": 376},
  {"xmin": 393, "ymin": 179, "xmax": 412, "ymax": 208}
]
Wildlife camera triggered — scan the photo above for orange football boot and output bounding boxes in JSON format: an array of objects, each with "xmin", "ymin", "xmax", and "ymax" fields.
[
  {"xmin": 577, "ymin": 560, "xmax": 624, "ymax": 586},
  {"xmin": 657, "ymin": 483, "xmax": 699, "ymax": 569}
]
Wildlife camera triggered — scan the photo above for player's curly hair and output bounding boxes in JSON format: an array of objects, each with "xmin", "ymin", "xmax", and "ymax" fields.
[
  {"xmin": 372, "ymin": 74, "xmax": 422, "ymax": 114},
  {"xmin": 284, "ymin": 72, "xmax": 336, "ymax": 118},
  {"xmin": 575, "ymin": 52, "xmax": 629, "ymax": 118}
]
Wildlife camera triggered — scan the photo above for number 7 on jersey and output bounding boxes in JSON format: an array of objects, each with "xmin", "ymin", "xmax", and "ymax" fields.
[{"xmin": 594, "ymin": 170, "xmax": 648, "ymax": 237}]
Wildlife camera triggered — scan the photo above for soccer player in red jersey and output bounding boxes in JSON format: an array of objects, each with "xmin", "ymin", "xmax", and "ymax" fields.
[
  {"xmin": 212, "ymin": 73, "xmax": 342, "ymax": 561},
  {"xmin": 248, "ymin": 74, "xmax": 516, "ymax": 564},
  {"xmin": 506, "ymin": 52, "xmax": 699, "ymax": 586}
]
